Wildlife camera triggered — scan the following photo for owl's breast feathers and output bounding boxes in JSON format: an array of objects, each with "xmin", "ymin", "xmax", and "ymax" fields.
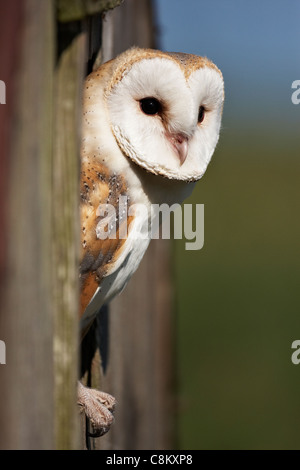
[{"xmin": 79, "ymin": 157, "xmax": 134, "ymax": 317}]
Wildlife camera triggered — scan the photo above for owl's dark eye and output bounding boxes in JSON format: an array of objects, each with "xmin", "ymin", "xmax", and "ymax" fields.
[
  {"xmin": 140, "ymin": 97, "xmax": 161, "ymax": 115},
  {"xmin": 198, "ymin": 105, "xmax": 205, "ymax": 124}
]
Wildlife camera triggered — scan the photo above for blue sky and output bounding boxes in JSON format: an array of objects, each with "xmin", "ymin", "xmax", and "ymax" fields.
[{"xmin": 155, "ymin": 0, "xmax": 300, "ymax": 135}]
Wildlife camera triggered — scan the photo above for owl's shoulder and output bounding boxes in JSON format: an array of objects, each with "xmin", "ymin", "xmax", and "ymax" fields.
[{"xmin": 79, "ymin": 156, "xmax": 135, "ymax": 316}]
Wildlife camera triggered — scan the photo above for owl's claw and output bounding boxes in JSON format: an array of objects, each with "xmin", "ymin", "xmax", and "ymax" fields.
[{"xmin": 78, "ymin": 381, "xmax": 116, "ymax": 437}]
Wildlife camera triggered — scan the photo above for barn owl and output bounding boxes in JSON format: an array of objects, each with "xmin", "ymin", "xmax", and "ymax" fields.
[{"xmin": 78, "ymin": 47, "xmax": 224, "ymax": 436}]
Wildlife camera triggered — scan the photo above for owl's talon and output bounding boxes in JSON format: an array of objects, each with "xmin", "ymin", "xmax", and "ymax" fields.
[{"xmin": 78, "ymin": 382, "xmax": 116, "ymax": 437}]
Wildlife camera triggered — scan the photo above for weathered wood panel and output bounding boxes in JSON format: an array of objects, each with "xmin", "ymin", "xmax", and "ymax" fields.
[
  {"xmin": 52, "ymin": 22, "xmax": 88, "ymax": 450},
  {"xmin": 0, "ymin": 0, "xmax": 55, "ymax": 449}
]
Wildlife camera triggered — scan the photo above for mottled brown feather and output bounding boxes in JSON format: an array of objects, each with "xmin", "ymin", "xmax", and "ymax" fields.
[
  {"xmin": 105, "ymin": 47, "xmax": 223, "ymax": 95},
  {"xmin": 80, "ymin": 157, "xmax": 134, "ymax": 317}
]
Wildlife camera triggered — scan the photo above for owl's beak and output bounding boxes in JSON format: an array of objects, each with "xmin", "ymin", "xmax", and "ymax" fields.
[{"xmin": 166, "ymin": 132, "xmax": 189, "ymax": 166}]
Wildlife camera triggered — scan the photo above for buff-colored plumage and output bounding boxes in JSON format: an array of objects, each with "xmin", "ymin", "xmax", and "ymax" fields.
[
  {"xmin": 78, "ymin": 47, "xmax": 224, "ymax": 436},
  {"xmin": 105, "ymin": 47, "xmax": 222, "ymax": 92}
]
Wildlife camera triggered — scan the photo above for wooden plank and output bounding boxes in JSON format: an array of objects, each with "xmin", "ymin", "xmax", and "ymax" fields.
[
  {"xmin": 99, "ymin": 239, "xmax": 175, "ymax": 450},
  {"xmin": 0, "ymin": 0, "xmax": 55, "ymax": 449},
  {"xmin": 0, "ymin": 0, "xmax": 88, "ymax": 450},
  {"xmin": 52, "ymin": 19, "xmax": 89, "ymax": 450},
  {"xmin": 57, "ymin": 0, "xmax": 123, "ymax": 22}
]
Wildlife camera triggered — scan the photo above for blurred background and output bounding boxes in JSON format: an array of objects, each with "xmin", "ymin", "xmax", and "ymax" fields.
[{"xmin": 156, "ymin": 0, "xmax": 300, "ymax": 449}]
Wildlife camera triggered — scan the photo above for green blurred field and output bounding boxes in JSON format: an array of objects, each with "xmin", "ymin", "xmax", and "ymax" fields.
[{"xmin": 174, "ymin": 129, "xmax": 300, "ymax": 449}]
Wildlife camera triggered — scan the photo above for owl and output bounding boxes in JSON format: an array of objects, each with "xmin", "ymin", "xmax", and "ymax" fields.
[{"xmin": 78, "ymin": 47, "xmax": 224, "ymax": 436}]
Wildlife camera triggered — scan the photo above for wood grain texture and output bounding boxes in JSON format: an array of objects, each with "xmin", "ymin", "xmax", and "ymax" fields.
[
  {"xmin": 52, "ymin": 25, "xmax": 87, "ymax": 449},
  {"xmin": 0, "ymin": 0, "xmax": 54, "ymax": 449},
  {"xmin": 57, "ymin": 0, "xmax": 123, "ymax": 22}
]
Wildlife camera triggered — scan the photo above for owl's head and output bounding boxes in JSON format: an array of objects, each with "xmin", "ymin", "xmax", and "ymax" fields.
[{"xmin": 104, "ymin": 48, "xmax": 224, "ymax": 182}]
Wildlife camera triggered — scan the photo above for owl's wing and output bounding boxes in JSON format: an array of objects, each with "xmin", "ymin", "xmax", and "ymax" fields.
[{"xmin": 79, "ymin": 158, "xmax": 133, "ymax": 318}]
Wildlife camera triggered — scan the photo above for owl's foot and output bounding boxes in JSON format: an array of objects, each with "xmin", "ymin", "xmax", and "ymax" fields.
[{"xmin": 77, "ymin": 381, "xmax": 116, "ymax": 437}]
